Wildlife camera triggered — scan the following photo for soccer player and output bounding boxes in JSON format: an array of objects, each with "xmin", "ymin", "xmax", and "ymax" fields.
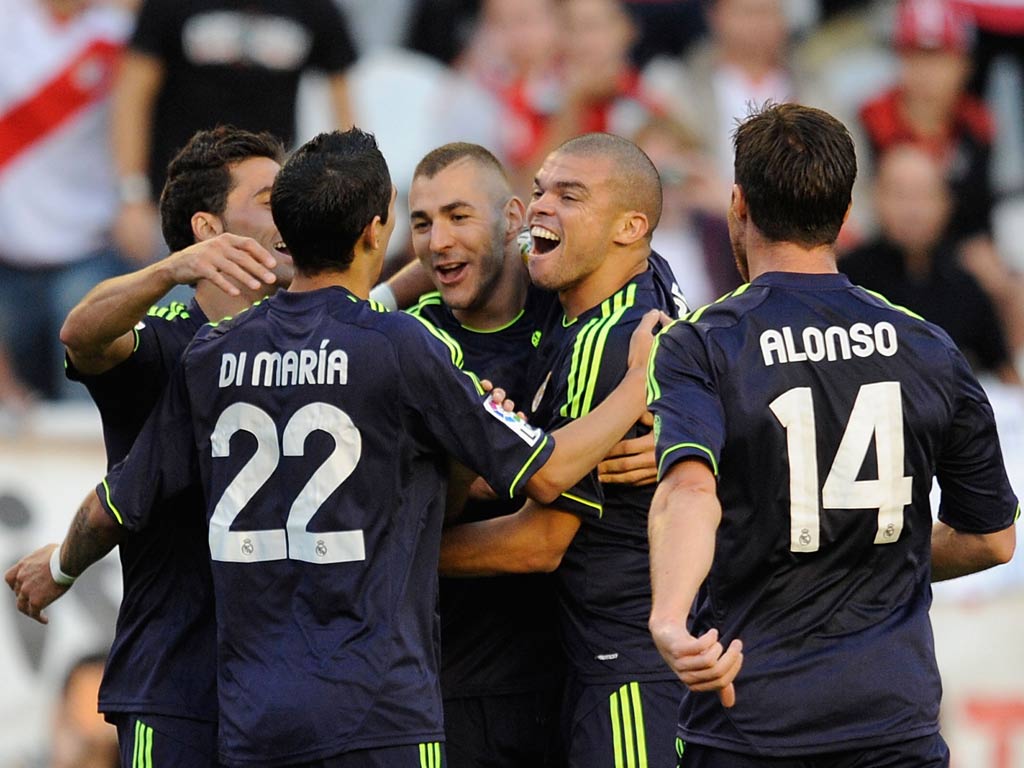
[
  {"xmin": 646, "ymin": 102, "xmax": 1018, "ymax": 767},
  {"xmin": 13, "ymin": 129, "xmax": 661, "ymax": 768},
  {"xmin": 6, "ymin": 126, "xmax": 290, "ymax": 767},
  {"xmin": 407, "ymin": 142, "xmax": 565, "ymax": 767},
  {"xmin": 440, "ymin": 133, "xmax": 685, "ymax": 768}
]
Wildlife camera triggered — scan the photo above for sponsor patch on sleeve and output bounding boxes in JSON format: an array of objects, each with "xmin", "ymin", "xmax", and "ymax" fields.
[{"xmin": 483, "ymin": 396, "xmax": 544, "ymax": 447}]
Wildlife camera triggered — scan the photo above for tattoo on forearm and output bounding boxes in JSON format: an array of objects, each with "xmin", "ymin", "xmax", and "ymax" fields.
[{"xmin": 62, "ymin": 503, "xmax": 118, "ymax": 578}]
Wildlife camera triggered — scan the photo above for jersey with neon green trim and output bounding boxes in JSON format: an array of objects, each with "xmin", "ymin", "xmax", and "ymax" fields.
[
  {"xmin": 66, "ymin": 298, "xmax": 217, "ymax": 725},
  {"xmin": 409, "ymin": 283, "xmax": 565, "ymax": 700},
  {"xmin": 648, "ymin": 271, "xmax": 1019, "ymax": 755},
  {"xmin": 96, "ymin": 287, "xmax": 556, "ymax": 767},
  {"xmin": 526, "ymin": 261, "xmax": 680, "ymax": 683}
]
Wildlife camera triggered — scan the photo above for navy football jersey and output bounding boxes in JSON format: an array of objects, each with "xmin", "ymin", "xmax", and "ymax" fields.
[
  {"xmin": 67, "ymin": 299, "xmax": 217, "ymax": 723},
  {"xmin": 97, "ymin": 287, "xmax": 557, "ymax": 767},
  {"xmin": 409, "ymin": 284, "xmax": 564, "ymax": 698},
  {"xmin": 526, "ymin": 260, "xmax": 681, "ymax": 683},
  {"xmin": 648, "ymin": 272, "xmax": 1019, "ymax": 755}
]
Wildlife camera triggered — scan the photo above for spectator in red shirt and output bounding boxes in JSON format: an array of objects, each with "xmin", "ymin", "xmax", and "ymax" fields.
[{"xmin": 860, "ymin": 0, "xmax": 995, "ymax": 243}]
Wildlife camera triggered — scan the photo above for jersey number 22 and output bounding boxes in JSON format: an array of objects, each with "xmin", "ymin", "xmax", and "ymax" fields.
[{"xmin": 209, "ymin": 402, "xmax": 366, "ymax": 564}]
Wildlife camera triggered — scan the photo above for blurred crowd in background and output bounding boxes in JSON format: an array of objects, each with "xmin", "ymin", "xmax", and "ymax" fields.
[
  {"xmin": 1, "ymin": 1, "xmax": 1023, "ymax": 765},
  {"xmin": 1, "ymin": 0, "xmax": 1023, "ymax": 413}
]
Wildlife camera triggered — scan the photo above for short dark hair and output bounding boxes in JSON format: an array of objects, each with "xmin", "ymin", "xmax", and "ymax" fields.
[
  {"xmin": 733, "ymin": 102, "xmax": 856, "ymax": 247},
  {"xmin": 556, "ymin": 132, "xmax": 663, "ymax": 233},
  {"xmin": 160, "ymin": 126, "xmax": 286, "ymax": 252},
  {"xmin": 271, "ymin": 129, "xmax": 392, "ymax": 275},
  {"xmin": 414, "ymin": 142, "xmax": 509, "ymax": 184}
]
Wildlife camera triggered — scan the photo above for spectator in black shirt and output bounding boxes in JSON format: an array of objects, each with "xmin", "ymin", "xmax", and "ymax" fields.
[{"xmin": 841, "ymin": 144, "xmax": 1020, "ymax": 385}]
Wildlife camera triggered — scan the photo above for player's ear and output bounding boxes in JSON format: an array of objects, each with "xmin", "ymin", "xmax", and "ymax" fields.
[
  {"xmin": 730, "ymin": 185, "xmax": 747, "ymax": 221},
  {"xmin": 504, "ymin": 197, "xmax": 526, "ymax": 241},
  {"xmin": 365, "ymin": 215, "xmax": 384, "ymax": 253},
  {"xmin": 612, "ymin": 211, "xmax": 649, "ymax": 246},
  {"xmin": 192, "ymin": 212, "xmax": 224, "ymax": 242}
]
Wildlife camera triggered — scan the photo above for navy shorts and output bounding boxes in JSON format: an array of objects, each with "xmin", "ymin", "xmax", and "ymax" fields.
[
  {"xmin": 282, "ymin": 742, "xmax": 446, "ymax": 768},
  {"xmin": 563, "ymin": 677, "xmax": 684, "ymax": 768},
  {"xmin": 444, "ymin": 689, "xmax": 563, "ymax": 768},
  {"xmin": 112, "ymin": 714, "xmax": 216, "ymax": 768},
  {"xmin": 677, "ymin": 733, "xmax": 950, "ymax": 768}
]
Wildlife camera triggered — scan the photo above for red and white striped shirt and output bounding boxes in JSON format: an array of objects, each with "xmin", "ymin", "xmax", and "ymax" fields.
[{"xmin": 0, "ymin": 0, "xmax": 130, "ymax": 267}]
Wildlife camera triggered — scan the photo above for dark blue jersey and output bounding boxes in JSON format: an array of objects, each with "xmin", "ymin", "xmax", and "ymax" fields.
[
  {"xmin": 526, "ymin": 260, "xmax": 681, "ymax": 683},
  {"xmin": 409, "ymin": 284, "xmax": 564, "ymax": 698},
  {"xmin": 648, "ymin": 272, "xmax": 1019, "ymax": 755},
  {"xmin": 97, "ymin": 287, "xmax": 557, "ymax": 767},
  {"xmin": 67, "ymin": 299, "xmax": 217, "ymax": 723}
]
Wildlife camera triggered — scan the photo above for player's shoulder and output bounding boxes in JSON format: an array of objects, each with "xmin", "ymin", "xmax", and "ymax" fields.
[{"xmin": 678, "ymin": 283, "xmax": 762, "ymax": 329}]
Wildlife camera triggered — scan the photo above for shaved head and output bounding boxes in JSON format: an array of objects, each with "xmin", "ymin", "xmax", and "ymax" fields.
[{"xmin": 554, "ymin": 133, "xmax": 662, "ymax": 233}]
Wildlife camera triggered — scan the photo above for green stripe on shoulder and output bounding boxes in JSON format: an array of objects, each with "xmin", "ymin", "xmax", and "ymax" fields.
[
  {"xmin": 646, "ymin": 319, "xmax": 683, "ymax": 405},
  {"xmin": 408, "ymin": 291, "xmax": 443, "ymax": 317},
  {"xmin": 562, "ymin": 284, "xmax": 638, "ymax": 418},
  {"xmin": 409, "ymin": 313, "xmax": 465, "ymax": 368},
  {"xmin": 685, "ymin": 283, "xmax": 750, "ymax": 323},
  {"xmin": 146, "ymin": 301, "xmax": 190, "ymax": 321},
  {"xmin": 859, "ymin": 287, "xmax": 926, "ymax": 321}
]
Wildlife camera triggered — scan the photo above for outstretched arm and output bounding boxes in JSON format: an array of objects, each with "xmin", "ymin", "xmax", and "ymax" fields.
[
  {"xmin": 61, "ymin": 234, "xmax": 279, "ymax": 375},
  {"xmin": 648, "ymin": 458, "xmax": 742, "ymax": 708},
  {"xmin": 4, "ymin": 490, "xmax": 122, "ymax": 624}
]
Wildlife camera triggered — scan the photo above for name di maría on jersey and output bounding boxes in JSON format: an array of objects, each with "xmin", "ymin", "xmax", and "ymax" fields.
[
  {"xmin": 218, "ymin": 340, "xmax": 348, "ymax": 388},
  {"xmin": 760, "ymin": 321, "xmax": 898, "ymax": 366}
]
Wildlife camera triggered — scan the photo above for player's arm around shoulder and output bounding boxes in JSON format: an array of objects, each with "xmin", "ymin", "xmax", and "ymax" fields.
[
  {"xmin": 440, "ymin": 499, "xmax": 583, "ymax": 577},
  {"xmin": 61, "ymin": 235, "xmax": 277, "ymax": 375}
]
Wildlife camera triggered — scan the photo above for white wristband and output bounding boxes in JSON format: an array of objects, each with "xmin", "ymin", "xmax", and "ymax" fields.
[
  {"xmin": 49, "ymin": 545, "xmax": 76, "ymax": 587},
  {"xmin": 369, "ymin": 282, "xmax": 398, "ymax": 311}
]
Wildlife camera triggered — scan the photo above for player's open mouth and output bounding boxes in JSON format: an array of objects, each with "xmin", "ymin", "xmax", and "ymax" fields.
[
  {"xmin": 274, "ymin": 241, "xmax": 291, "ymax": 257},
  {"xmin": 435, "ymin": 262, "xmax": 468, "ymax": 285},
  {"xmin": 530, "ymin": 225, "xmax": 560, "ymax": 255}
]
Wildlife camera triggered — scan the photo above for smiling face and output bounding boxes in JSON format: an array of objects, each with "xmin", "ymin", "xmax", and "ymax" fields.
[
  {"xmin": 220, "ymin": 156, "xmax": 294, "ymax": 287},
  {"xmin": 410, "ymin": 158, "xmax": 512, "ymax": 314},
  {"xmin": 526, "ymin": 151, "xmax": 621, "ymax": 295}
]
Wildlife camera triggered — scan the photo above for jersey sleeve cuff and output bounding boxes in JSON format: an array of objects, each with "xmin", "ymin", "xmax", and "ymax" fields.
[
  {"xmin": 96, "ymin": 478, "xmax": 126, "ymax": 527},
  {"xmin": 657, "ymin": 442, "xmax": 719, "ymax": 481},
  {"xmin": 507, "ymin": 434, "xmax": 555, "ymax": 498}
]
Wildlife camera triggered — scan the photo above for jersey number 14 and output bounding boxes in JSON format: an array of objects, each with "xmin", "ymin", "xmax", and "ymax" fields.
[{"xmin": 770, "ymin": 381, "xmax": 913, "ymax": 553}]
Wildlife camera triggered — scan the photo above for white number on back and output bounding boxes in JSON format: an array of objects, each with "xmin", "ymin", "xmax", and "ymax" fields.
[
  {"xmin": 209, "ymin": 402, "xmax": 364, "ymax": 564},
  {"xmin": 769, "ymin": 382, "xmax": 912, "ymax": 553}
]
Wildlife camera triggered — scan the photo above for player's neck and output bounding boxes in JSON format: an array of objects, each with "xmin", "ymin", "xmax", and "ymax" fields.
[
  {"xmin": 452, "ymin": 249, "xmax": 530, "ymax": 330},
  {"xmin": 746, "ymin": 240, "xmax": 839, "ymax": 281},
  {"xmin": 559, "ymin": 246, "xmax": 649, "ymax": 321},
  {"xmin": 289, "ymin": 269, "xmax": 372, "ymax": 298},
  {"xmin": 194, "ymin": 280, "xmax": 271, "ymax": 324}
]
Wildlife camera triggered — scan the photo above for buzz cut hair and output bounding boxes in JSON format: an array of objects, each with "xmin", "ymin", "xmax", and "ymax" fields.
[
  {"xmin": 414, "ymin": 142, "xmax": 511, "ymax": 186},
  {"xmin": 555, "ymin": 132, "xmax": 663, "ymax": 233}
]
